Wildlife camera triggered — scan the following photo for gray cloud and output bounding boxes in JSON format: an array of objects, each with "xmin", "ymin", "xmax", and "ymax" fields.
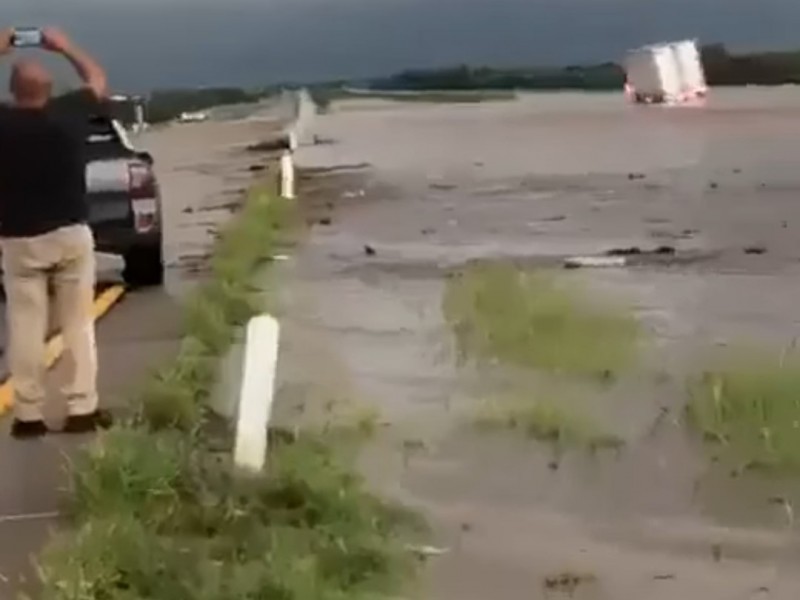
[{"xmin": 0, "ymin": 0, "xmax": 797, "ymax": 91}]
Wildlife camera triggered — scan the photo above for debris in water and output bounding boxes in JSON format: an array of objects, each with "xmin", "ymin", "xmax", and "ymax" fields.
[
  {"xmin": 364, "ymin": 245, "xmax": 376, "ymax": 256},
  {"xmin": 540, "ymin": 215, "xmax": 567, "ymax": 222},
  {"xmin": 460, "ymin": 522, "xmax": 473, "ymax": 533},
  {"xmin": 653, "ymin": 574, "xmax": 676, "ymax": 581},
  {"xmin": 711, "ymin": 543, "xmax": 722, "ymax": 563},
  {"xmin": 548, "ymin": 460, "xmax": 560, "ymax": 471},
  {"xmin": 421, "ymin": 227, "xmax": 437, "ymax": 235},
  {"xmin": 606, "ymin": 246, "xmax": 642, "ymax": 256},
  {"xmin": 342, "ymin": 189, "xmax": 366, "ymax": 198},
  {"xmin": 753, "ymin": 586, "xmax": 770, "ymax": 596},
  {"xmin": 248, "ymin": 164, "xmax": 266, "ymax": 172},
  {"xmin": 429, "ymin": 182, "xmax": 457, "ymax": 191},
  {"xmin": 709, "ymin": 182, "xmax": 719, "ymax": 190},
  {"xmin": 182, "ymin": 206, "xmax": 194, "ymax": 214},
  {"xmin": 605, "ymin": 245, "xmax": 675, "ymax": 258},
  {"xmin": 768, "ymin": 496, "xmax": 795, "ymax": 527},
  {"xmin": 782, "ymin": 221, "xmax": 789, "ymax": 229},
  {"xmin": 317, "ymin": 217, "xmax": 332, "ymax": 226},
  {"xmin": 733, "ymin": 168, "xmax": 742, "ymax": 174},
  {"xmin": 564, "ymin": 256, "xmax": 627, "ymax": 269},
  {"xmin": 406, "ymin": 544, "xmax": 450, "ymax": 559},
  {"xmin": 543, "ymin": 572, "xmax": 597, "ymax": 595},
  {"xmin": 627, "ymin": 173, "xmax": 646, "ymax": 180},
  {"xmin": 744, "ymin": 245, "xmax": 767, "ymax": 255}
]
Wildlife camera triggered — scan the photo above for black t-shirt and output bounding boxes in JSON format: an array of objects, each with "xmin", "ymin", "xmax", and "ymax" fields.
[{"xmin": 0, "ymin": 88, "xmax": 100, "ymax": 238}]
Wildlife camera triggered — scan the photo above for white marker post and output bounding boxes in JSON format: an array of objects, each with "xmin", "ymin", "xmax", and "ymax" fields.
[
  {"xmin": 233, "ymin": 314, "xmax": 281, "ymax": 474},
  {"xmin": 280, "ymin": 151, "xmax": 295, "ymax": 200}
]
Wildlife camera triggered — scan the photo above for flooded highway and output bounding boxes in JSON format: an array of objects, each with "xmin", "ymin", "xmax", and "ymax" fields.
[{"xmin": 288, "ymin": 88, "xmax": 800, "ymax": 599}]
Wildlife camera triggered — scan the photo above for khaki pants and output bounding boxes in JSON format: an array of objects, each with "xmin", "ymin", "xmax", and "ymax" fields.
[{"xmin": 0, "ymin": 224, "xmax": 97, "ymax": 422}]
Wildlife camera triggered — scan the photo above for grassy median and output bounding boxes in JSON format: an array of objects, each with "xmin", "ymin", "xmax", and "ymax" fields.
[{"xmin": 36, "ymin": 185, "xmax": 424, "ymax": 599}]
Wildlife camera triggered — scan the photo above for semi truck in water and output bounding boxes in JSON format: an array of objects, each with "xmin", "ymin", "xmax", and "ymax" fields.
[{"xmin": 623, "ymin": 39, "xmax": 708, "ymax": 105}]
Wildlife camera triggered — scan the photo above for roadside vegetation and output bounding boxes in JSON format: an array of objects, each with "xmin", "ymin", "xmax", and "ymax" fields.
[
  {"xmin": 442, "ymin": 264, "xmax": 640, "ymax": 380},
  {"xmin": 687, "ymin": 348, "xmax": 800, "ymax": 472},
  {"xmin": 36, "ymin": 184, "xmax": 424, "ymax": 599}
]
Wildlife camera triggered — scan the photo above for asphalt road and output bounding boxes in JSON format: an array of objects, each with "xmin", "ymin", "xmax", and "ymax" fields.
[{"xmin": 0, "ymin": 111, "xmax": 287, "ymax": 595}]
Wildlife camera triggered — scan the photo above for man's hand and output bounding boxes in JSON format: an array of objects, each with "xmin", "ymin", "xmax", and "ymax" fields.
[
  {"xmin": 0, "ymin": 29, "xmax": 14, "ymax": 56},
  {"xmin": 41, "ymin": 27, "xmax": 73, "ymax": 54}
]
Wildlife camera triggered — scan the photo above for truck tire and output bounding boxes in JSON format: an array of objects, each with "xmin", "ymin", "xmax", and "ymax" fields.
[{"xmin": 122, "ymin": 243, "xmax": 164, "ymax": 287}]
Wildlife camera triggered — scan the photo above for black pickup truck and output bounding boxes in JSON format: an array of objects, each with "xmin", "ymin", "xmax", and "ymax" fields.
[
  {"xmin": 85, "ymin": 115, "xmax": 163, "ymax": 286},
  {"xmin": 50, "ymin": 91, "xmax": 164, "ymax": 287}
]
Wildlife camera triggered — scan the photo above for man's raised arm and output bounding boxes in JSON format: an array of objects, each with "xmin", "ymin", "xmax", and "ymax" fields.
[{"xmin": 42, "ymin": 27, "xmax": 107, "ymax": 99}]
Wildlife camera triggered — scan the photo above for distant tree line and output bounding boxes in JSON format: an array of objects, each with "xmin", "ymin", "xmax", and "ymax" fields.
[
  {"xmin": 141, "ymin": 87, "xmax": 283, "ymax": 124},
  {"xmin": 372, "ymin": 63, "xmax": 626, "ymax": 91},
  {"xmin": 365, "ymin": 45, "xmax": 800, "ymax": 91},
  {"xmin": 701, "ymin": 44, "xmax": 800, "ymax": 85},
  {"xmin": 61, "ymin": 43, "xmax": 800, "ymax": 127}
]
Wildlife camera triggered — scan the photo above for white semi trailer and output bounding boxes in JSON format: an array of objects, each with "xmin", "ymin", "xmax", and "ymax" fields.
[
  {"xmin": 624, "ymin": 39, "xmax": 707, "ymax": 104},
  {"xmin": 671, "ymin": 39, "xmax": 708, "ymax": 98}
]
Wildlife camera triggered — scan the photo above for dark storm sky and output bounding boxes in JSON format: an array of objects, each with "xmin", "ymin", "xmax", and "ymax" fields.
[{"xmin": 2, "ymin": 0, "xmax": 799, "ymax": 92}]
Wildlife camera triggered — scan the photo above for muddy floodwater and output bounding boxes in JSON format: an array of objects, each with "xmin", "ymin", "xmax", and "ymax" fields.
[{"xmin": 285, "ymin": 88, "xmax": 800, "ymax": 599}]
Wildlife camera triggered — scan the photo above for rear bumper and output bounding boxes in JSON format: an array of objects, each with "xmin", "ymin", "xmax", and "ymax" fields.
[{"xmin": 93, "ymin": 223, "xmax": 161, "ymax": 255}]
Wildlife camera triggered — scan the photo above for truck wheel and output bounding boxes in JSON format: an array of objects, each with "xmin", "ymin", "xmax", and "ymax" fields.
[{"xmin": 122, "ymin": 243, "xmax": 164, "ymax": 287}]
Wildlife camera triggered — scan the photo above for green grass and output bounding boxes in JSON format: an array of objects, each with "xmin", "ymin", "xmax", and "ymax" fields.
[
  {"xmin": 40, "ymin": 432, "xmax": 423, "ymax": 600},
  {"xmin": 442, "ymin": 264, "xmax": 641, "ymax": 379},
  {"xmin": 687, "ymin": 349, "xmax": 800, "ymax": 471},
  {"xmin": 474, "ymin": 395, "xmax": 624, "ymax": 451},
  {"xmin": 36, "ymin": 183, "xmax": 424, "ymax": 599}
]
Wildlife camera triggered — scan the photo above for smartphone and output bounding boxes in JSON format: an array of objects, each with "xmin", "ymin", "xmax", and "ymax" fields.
[{"xmin": 11, "ymin": 27, "xmax": 43, "ymax": 48}]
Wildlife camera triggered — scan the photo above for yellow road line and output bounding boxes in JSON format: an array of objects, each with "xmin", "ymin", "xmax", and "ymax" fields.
[{"xmin": 0, "ymin": 285, "xmax": 126, "ymax": 417}]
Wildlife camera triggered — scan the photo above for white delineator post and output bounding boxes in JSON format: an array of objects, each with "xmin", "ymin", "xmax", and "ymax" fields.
[
  {"xmin": 280, "ymin": 150, "xmax": 295, "ymax": 200},
  {"xmin": 233, "ymin": 314, "xmax": 281, "ymax": 473}
]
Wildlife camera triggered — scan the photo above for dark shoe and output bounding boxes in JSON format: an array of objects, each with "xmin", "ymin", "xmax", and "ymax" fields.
[
  {"xmin": 10, "ymin": 419, "xmax": 48, "ymax": 439},
  {"xmin": 63, "ymin": 410, "xmax": 114, "ymax": 434}
]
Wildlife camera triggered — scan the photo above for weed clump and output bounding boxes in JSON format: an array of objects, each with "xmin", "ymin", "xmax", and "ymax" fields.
[
  {"xmin": 688, "ymin": 350, "xmax": 800, "ymax": 471},
  {"xmin": 443, "ymin": 264, "xmax": 640, "ymax": 379},
  {"xmin": 475, "ymin": 395, "xmax": 623, "ymax": 451}
]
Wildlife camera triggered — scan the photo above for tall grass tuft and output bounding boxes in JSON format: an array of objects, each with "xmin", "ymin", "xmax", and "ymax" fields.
[
  {"xmin": 443, "ymin": 264, "xmax": 641, "ymax": 379},
  {"xmin": 688, "ymin": 349, "xmax": 800, "ymax": 471},
  {"xmin": 475, "ymin": 394, "xmax": 624, "ymax": 451}
]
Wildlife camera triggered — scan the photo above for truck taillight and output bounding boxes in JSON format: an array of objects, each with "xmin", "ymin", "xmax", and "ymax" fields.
[
  {"xmin": 129, "ymin": 161, "xmax": 158, "ymax": 233},
  {"xmin": 128, "ymin": 162, "xmax": 156, "ymax": 198}
]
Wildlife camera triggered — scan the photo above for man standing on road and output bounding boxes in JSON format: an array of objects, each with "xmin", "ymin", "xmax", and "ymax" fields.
[{"xmin": 0, "ymin": 27, "xmax": 112, "ymax": 438}]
